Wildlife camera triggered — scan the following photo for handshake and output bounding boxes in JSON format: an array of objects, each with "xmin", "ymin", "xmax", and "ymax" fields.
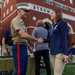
[
  {"xmin": 37, "ymin": 38, "xmax": 44, "ymax": 44},
  {"xmin": 28, "ymin": 38, "xmax": 44, "ymax": 53}
]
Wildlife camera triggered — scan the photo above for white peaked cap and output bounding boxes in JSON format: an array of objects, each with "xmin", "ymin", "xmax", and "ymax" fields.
[{"xmin": 16, "ymin": 3, "xmax": 30, "ymax": 12}]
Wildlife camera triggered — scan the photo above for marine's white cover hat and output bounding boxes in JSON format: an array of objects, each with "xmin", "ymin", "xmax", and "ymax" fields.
[{"xmin": 16, "ymin": 3, "xmax": 30, "ymax": 12}]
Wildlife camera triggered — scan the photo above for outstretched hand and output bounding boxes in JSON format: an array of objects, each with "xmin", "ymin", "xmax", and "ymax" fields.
[{"xmin": 37, "ymin": 38, "xmax": 44, "ymax": 44}]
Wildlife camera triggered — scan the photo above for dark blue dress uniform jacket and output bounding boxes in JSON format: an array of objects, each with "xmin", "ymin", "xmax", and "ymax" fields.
[{"xmin": 44, "ymin": 20, "xmax": 69, "ymax": 55}]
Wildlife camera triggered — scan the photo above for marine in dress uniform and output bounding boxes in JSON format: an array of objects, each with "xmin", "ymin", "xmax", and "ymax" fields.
[{"xmin": 11, "ymin": 3, "xmax": 38, "ymax": 75}]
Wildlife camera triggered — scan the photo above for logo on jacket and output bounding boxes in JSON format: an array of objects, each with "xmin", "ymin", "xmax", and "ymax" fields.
[{"xmin": 54, "ymin": 24, "xmax": 58, "ymax": 29}]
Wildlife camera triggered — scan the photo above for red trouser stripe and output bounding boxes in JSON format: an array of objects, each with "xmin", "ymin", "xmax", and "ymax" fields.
[{"xmin": 17, "ymin": 44, "xmax": 20, "ymax": 75}]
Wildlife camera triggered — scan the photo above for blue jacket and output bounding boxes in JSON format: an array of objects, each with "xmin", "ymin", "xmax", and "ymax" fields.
[
  {"xmin": 44, "ymin": 20, "xmax": 69, "ymax": 55},
  {"xmin": 69, "ymin": 47, "xmax": 75, "ymax": 55},
  {"xmin": 3, "ymin": 29, "xmax": 13, "ymax": 46}
]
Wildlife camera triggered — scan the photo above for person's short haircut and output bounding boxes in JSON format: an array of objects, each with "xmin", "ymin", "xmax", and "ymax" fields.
[
  {"xmin": 72, "ymin": 43, "xmax": 75, "ymax": 46},
  {"xmin": 52, "ymin": 8, "xmax": 63, "ymax": 21},
  {"xmin": 36, "ymin": 20, "xmax": 45, "ymax": 27}
]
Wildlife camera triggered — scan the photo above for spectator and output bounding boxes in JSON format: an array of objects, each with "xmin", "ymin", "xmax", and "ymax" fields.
[
  {"xmin": 2, "ymin": 28, "xmax": 13, "ymax": 56},
  {"xmin": 32, "ymin": 20, "xmax": 51, "ymax": 75},
  {"xmin": 44, "ymin": 22, "xmax": 50, "ymax": 38},
  {"xmin": 69, "ymin": 43, "xmax": 75, "ymax": 63},
  {"xmin": 10, "ymin": 3, "xmax": 40, "ymax": 75}
]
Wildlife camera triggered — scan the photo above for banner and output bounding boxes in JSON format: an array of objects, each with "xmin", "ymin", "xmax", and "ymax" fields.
[{"xmin": 0, "ymin": 57, "xmax": 35, "ymax": 75}]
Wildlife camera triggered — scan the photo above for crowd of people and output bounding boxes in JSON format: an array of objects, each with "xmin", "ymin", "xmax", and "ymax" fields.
[{"xmin": 1, "ymin": 2, "xmax": 75, "ymax": 75}]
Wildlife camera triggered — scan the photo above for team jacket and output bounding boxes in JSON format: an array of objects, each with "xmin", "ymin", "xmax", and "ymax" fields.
[{"xmin": 44, "ymin": 19, "xmax": 69, "ymax": 55}]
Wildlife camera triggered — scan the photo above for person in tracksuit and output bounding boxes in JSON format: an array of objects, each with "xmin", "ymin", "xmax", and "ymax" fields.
[
  {"xmin": 10, "ymin": 3, "xmax": 39, "ymax": 75},
  {"xmin": 39, "ymin": 8, "xmax": 69, "ymax": 75}
]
